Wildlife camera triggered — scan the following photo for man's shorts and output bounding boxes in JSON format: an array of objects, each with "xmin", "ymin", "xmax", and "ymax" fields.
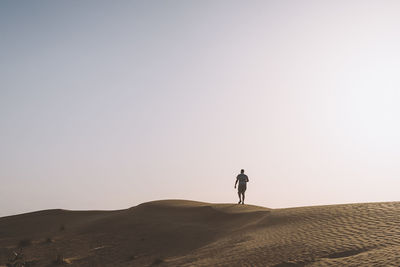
[{"xmin": 238, "ymin": 183, "xmax": 247, "ymax": 194}]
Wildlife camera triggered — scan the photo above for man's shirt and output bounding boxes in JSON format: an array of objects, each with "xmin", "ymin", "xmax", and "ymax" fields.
[{"xmin": 237, "ymin": 174, "xmax": 249, "ymax": 185}]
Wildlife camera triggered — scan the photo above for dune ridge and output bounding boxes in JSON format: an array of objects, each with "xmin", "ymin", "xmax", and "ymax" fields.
[{"xmin": 1, "ymin": 200, "xmax": 400, "ymax": 266}]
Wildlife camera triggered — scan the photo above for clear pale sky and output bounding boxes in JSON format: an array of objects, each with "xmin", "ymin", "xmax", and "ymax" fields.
[{"xmin": 2, "ymin": 1, "xmax": 400, "ymax": 217}]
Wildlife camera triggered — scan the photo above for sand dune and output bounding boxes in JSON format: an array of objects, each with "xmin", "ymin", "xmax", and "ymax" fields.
[{"xmin": 1, "ymin": 200, "xmax": 400, "ymax": 266}]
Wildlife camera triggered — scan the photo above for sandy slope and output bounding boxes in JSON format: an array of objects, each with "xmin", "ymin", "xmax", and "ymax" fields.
[{"xmin": 1, "ymin": 200, "xmax": 400, "ymax": 266}]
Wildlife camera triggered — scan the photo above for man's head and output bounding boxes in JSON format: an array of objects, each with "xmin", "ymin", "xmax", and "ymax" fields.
[{"xmin": 241, "ymin": 169, "xmax": 244, "ymax": 174}]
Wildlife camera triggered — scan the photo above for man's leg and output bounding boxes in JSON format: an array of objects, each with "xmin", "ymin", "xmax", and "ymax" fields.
[
  {"xmin": 242, "ymin": 192, "xmax": 245, "ymax": 204},
  {"xmin": 238, "ymin": 192, "xmax": 242, "ymax": 204}
]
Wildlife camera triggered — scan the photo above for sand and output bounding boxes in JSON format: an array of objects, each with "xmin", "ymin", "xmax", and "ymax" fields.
[{"xmin": 1, "ymin": 200, "xmax": 400, "ymax": 266}]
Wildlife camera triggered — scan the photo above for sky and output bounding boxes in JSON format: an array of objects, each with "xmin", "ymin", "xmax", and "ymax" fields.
[{"xmin": 2, "ymin": 0, "xmax": 400, "ymax": 217}]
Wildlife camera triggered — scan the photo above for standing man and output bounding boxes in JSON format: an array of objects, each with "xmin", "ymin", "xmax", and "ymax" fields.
[{"xmin": 234, "ymin": 169, "xmax": 249, "ymax": 204}]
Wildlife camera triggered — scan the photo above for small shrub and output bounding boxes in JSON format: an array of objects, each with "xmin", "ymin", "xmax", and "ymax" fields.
[{"xmin": 7, "ymin": 251, "xmax": 25, "ymax": 266}]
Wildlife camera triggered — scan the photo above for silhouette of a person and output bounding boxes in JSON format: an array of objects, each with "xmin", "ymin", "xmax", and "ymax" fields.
[{"xmin": 234, "ymin": 169, "xmax": 249, "ymax": 204}]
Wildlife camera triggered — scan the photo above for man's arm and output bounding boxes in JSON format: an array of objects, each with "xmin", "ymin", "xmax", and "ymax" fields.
[{"xmin": 234, "ymin": 178, "xmax": 238, "ymax": 188}]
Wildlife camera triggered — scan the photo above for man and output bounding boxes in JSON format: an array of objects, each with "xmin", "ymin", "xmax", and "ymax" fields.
[{"xmin": 234, "ymin": 169, "xmax": 249, "ymax": 204}]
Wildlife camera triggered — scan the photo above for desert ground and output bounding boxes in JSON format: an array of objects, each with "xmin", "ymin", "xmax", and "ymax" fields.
[{"xmin": 1, "ymin": 200, "xmax": 400, "ymax": 266}]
